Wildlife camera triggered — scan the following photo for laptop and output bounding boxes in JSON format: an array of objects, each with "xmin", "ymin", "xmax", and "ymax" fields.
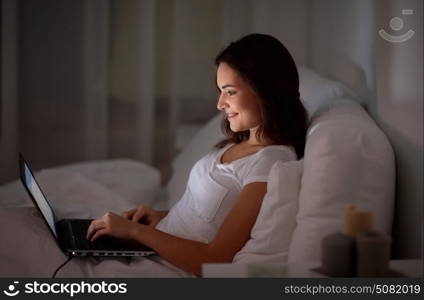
[{"xmin": 19, "ymin": 153, "xmax": 156, "ymax": 257}]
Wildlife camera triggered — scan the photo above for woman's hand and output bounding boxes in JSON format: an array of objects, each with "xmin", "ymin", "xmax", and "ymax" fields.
[
  {"xmin": 86, "ymin": 212, "xmax": 140, "ymax": 242},
  {"xmin": 121, "ymin": 205, "xmax": 167, "ymax": 228}
]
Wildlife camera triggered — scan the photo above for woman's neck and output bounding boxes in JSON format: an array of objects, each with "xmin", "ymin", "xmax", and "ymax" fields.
[{"xmin": 247, "ymin": 127, "xmax": 273, "ymax": 146}]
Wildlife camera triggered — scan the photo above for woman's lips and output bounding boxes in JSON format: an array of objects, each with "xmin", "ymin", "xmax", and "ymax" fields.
[{"xmin": 227, "ymin": 113, "xmax": 238, "ymax": 119}]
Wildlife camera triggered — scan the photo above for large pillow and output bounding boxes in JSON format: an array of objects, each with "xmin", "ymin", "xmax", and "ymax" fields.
[
  {"xmin": 166, "ymin": 114, "xmax": 225, "ymax": 208},
  {"xmin": 233, "ymin": 160, "xmax": 303, "ymax": 264},
  {"xmin": 298, "ymin": 66, "xmax": 357, "ymax": 118},
  {"xmin": 288, "ymin": 98, "xmax": 395, "ymax": 263},
  {"xmin": 0, "ymin": 159, "xmax": 160, "ymax": 219}
]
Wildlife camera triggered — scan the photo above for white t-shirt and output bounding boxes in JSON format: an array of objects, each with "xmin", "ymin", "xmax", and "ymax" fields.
[{"xmin": 156, "ymin": 143, "xmax": 296, "ymax": 243}]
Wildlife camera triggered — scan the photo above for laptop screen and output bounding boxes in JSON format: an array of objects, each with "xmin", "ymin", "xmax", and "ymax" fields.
[{"xmin": 21, "ymin": 159, "xmax": 58, "ymax": 238}]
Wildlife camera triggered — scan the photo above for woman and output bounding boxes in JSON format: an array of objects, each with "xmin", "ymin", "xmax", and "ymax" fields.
[{"xmin": 86, "ymin": 33, "xmax": 308, "ymax": 277}]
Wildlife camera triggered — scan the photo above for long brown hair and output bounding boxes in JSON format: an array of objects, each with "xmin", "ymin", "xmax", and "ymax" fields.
[{"xmin": 215, "ymin": 33, "xmax": 308, "ymax": 158}]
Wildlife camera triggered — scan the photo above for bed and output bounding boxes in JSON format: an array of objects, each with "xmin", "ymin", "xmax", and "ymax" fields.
[{"xmin": 0, "ymin": 66, "xmax": 395, "ymax": 277}]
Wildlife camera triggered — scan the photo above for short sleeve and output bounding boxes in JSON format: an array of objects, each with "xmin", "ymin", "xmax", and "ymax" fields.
[{"xmin": 241, "ymin": 146, "xmax": 297, "ymax": 187}]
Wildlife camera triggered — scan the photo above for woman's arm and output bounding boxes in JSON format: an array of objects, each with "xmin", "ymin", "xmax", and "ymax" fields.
[
  {"xmin": 135, "ymin": 182, "xmax": 267, "ymax": 275},
  {"xmin": 87, "ymin": 182, "xmax": 267, "ymax": 276}
]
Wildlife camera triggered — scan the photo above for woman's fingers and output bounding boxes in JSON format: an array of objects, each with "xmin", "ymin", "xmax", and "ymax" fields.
[
  {"xmin": 86, "ymin": 212, "xmax": 116, "ymax": 240},
  {"xmin": 90, "ymin": 228, "xmax": 108, "ymax": 242},
  {"xmin": 86, "ymin": 212, "xmax": 137, "ymax": 241},
  {"xmin": 121, "ymin": 206, "xmax": 154, "ymax": 223},
  {"xmin": 121, "ymin": 208, "xmax": 136, "ymax": 219},
  {"xmin": 132, "ymin": 206, "xmax": 148, "ymax": 223},
  {"xmin": 86, "ymin": 219, "xmax": 104, "ymax": 240}
]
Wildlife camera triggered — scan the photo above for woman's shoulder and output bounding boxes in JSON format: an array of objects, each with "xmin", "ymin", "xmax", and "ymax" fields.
[
  {"xmin": 256, "ymin": 144, "xmax": 297, "ymax": 161},
  {"xmin": 235, "ymin": 144, "xmax": 297, "ymax": 186},
  {"xmin": 237, "ymin": 144, "xmax": 297, "ymax": 171}
]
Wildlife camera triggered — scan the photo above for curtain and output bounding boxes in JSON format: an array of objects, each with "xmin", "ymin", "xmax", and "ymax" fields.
[
  {"xmin": 0, "ymin": 0, "xmax": 19, "ymax": 183},
  {"xmin": 0, "ymin": 0, "xmax": 157, "ymax": 185}
]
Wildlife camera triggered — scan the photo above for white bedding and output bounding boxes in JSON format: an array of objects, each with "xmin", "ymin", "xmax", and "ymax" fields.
[
  {"xmin": 0, "ymin": 159, "xmax": 163, "ymax": 218},
  {"xmin": 0, "ymin": 207, "xmax": 193, "ymax": 277}
]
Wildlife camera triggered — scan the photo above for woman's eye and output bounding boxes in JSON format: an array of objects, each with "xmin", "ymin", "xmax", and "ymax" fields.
[{"xmin": 227, "ymin": 90, "xmax": 237, "ymax": 96}]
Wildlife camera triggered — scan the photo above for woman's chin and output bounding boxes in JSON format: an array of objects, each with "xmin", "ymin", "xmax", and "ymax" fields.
[
  {"xmin": 229, "ymin": 125, "xmax": 241, "ymax": 132},
  {"xmin": 230, "ymin": 127, "xmax": 248, "ymax": 133}
]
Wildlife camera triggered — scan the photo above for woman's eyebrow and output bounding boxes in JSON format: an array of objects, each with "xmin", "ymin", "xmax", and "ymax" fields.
[
  {"xmin": 216, "ymin": 84, "xmax": 237, "ymax": 92},
  {"xmin": 221, "ymin": 84, "xmax": 236, "ymax": 89}
]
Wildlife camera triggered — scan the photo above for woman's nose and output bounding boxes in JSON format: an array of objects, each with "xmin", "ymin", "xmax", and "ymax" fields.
[{"xmin": 217, "ymin": 94, "xmax": 227, "ymax": 111}]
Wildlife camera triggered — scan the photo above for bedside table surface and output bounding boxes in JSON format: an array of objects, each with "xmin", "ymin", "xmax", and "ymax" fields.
[
  {"xmin": 203, "ymin": 262, "xmax": 324, "ymax": 278},
  {"xmin": 203, "ymin": 259, "xmax": 424, "ymax": 278}
]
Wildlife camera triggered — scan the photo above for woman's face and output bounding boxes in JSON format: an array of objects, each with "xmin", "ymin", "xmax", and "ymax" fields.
[{"xmin": 216, "ymin": 63, "xmax": 262, "ymax": 133}]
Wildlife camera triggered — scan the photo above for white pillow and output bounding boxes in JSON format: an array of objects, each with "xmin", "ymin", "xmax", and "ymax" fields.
[
  {"xmin": 288, "ymin": 98, "xmax": 395, "ymax": 263},
  {"xmin": 298, "ymin": 66, "xmax": 356, "ymax": 118},
  {"xmin": 233, "ymin": 160, "xmax": 303, "ymax": 264},
  {"xmin": 0, "ymin": 159, "xmax": 161, "ymax": 219},
  {"xmin": 166, "ymin": 114, "xmax": 225, "ymax": 208},
  {"xmin": 56, "ymin": 159, "xmax": 160, "ymax": 207}
]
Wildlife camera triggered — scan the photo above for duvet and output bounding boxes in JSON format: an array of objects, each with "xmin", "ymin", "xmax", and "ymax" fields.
[{"xmin": 0, "ymin": 207, "xmax": 194, "ymax": 277}]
